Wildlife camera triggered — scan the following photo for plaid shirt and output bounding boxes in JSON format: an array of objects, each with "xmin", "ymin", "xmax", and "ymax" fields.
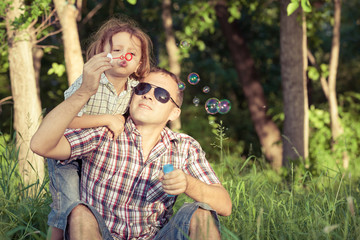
[
  {"xmin": 64, "ymin": 118, "xmax": 220, "ymax": 240},
  {"xmin": 64, "ymin": 73, "xmax": 139, "ymax": 116}
]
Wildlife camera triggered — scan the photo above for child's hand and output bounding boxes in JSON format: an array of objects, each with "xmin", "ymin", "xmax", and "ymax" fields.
[
  {"xmin": 80, "ymin": 52, "xmax": 112, "ymax": 96},
  {"xmin": 106, "ymin": 114, "xmax": 125, "ymax": 140}
]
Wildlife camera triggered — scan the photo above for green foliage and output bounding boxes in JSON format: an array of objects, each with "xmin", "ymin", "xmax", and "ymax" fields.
[
  {"xmin": 126, "ymin": 0, "xmax": 137, "ymax": 5},
  {"xmin": 308, "ymin": 92, "xmax": 360, "ymax": 174},
  {"xmin": 47, "ymin": 63, "xmax": 65, "ymax": 77},
  {"xmin": 0, "ymin": 132, "xmax": 51, "ymax": 239},
  {"xmin": 287, "ymin": 0, "xmax": 312, "ymax": 16},
  {"xmin": 9, "ymin": 0, "xmax": 52, "ymax": 31}
]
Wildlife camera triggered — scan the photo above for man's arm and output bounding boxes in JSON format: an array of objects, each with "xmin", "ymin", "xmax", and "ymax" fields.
[
  {"xmin": 160, "ymin": 170, "xmax": 232, "ymax": 216},
  {"xmin": 30, "ymin": 52, "xmax": 112, "ymax": 159},
  {"xmin": 30, "ymin": 91, "xmax": 92, "ymax": 160}
]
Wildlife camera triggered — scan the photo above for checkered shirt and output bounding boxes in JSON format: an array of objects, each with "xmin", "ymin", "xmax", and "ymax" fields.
[
  {"xmin": 64, "ymin": 73, "xmax": 139, "ymax": 116},
  {"xmin": 63, "ymin": 118, "xmax": 221, "ymax": 240}
]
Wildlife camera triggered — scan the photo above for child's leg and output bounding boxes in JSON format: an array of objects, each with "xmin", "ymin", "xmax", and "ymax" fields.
[
  {"xmin": 49, "ymin": 227, "xmax": 63, "ymax": 240},
  {"xmin": 47, "ymin": 158, "xmax": 81, "ymax": 239}
]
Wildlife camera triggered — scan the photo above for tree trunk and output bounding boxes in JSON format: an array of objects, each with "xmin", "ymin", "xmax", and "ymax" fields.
[
  {"xmin": 327, "ymin": 0, "xmax": 348, "ymax": 169},
  {"xmin": 280, "ymin": 0, "xmax": 309, "ymax": 166},
  {"xmin": 33, "ymin": 47, "xmax": 44, "ymax": 100},
  {"xmin": 6, "ymin": 0, "xmax": 45, "ymax": 187},
  {"xmin": 215, "ymin": 1, "xmax": 283, "ymax": 171},
  {"xmin": 54, "ymin": 0, "xmax": 84, "ymax": 85},
  {"xmin": 161, "ymin": 0, "xmax": 182, "ymax": 131}
]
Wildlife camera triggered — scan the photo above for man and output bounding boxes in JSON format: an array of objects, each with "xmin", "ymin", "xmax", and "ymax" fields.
[{"xmin": 31, "ymin": 53, "xmax": 232, "ymax": 240}]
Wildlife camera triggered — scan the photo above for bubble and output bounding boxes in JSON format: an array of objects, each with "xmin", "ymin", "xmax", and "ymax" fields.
[
  {"xmin": 193, "ymin": 97, "xmax": 200, "ymax": 106},
  {"xmin": 218, "ymin": 99, "xmax": 231, "ymax": 114},
  {"xmin": 205, "ymin": 98, "xmax": 219, "ymax": 115},
  {"xmin": 202, "ymin": 86, "xmax": 210, "ymax": 93},
  {"xmin": 180, "ymin": 39, "xmax": 191, "ymax": 49},
  {"xmin": 187, "ymin": 72, "xmax": 200, "ymax": 85},
  {"xmin": 178, "ymin": 81, "xmax": 186, "ymax": 91}
]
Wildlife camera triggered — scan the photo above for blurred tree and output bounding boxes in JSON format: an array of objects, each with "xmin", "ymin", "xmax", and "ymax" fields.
[
  {"xmin": 54, "ymin": 0, "xmax": 84, "ymax": 85},
  {"xmin": 323, "ymin": 0, "xmax": 348, "ymax": 168},
  {"xmin": 280, "ymin": 0, "xmax": 309, "ymax": 166},
  {"xmin": 215, "ymin": 0, "xmax": 283, "ymax": 171},
  {"xmin": 4, "ymin": 0, "xmax": 47, "ymax": 187},
  {"xmin": 161, "ymin": 0, "xmax": 182, "ymax": 131}
]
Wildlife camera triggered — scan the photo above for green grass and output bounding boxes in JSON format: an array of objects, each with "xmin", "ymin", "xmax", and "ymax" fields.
[{"xmin": 1, "ymin": 130, "xmax": 360, "ymax": 239}]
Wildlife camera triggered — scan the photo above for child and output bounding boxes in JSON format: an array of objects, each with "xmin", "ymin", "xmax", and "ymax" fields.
[{"xmin": 47, "ymin": 17, "xmax": 153, "ymax": 239}]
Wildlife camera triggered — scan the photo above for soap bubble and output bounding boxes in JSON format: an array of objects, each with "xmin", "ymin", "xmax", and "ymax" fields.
[
  {"xmin": 180, "ymin": 39, "xmax": 191, "ymax": 49},
  {"xmin": 187, "ymin": 72, "xmax": 200, "ymax": 85},
  {"xmin": 202, "ymin": 86, "xmax": 210, "ymax": 93},
  {"xmin": 193, "ymin": 97, "xmax": 200, "ymax": 106},
  {"xmin": 218, "ymin": 99, "xmax": 231, "ymax": 114},
  {"xmin": 205, "ymin": 98, "xmax": 219, "ymax": 115},
  {"xmin": 178, "ymin": 81, "xmax": 186, "ymax": 91}
]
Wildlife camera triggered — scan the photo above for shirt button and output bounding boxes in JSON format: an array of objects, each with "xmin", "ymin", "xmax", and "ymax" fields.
[{"xmin": 129, "ymin": 223, "xmax": 134, "ymax": 227}]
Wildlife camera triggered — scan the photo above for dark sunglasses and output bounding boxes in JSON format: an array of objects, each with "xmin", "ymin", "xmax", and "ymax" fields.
[{"xmin": 134, "ymin": 82, "xmax": 180, "ymax": 108}]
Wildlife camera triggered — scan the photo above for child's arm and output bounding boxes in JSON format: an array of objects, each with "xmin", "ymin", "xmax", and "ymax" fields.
[{"xmin": 68, "ymin": 114, "xmax": 125, "ymax": 139}]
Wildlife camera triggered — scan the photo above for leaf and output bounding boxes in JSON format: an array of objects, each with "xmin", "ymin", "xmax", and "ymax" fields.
[
  {"xmin": 127, "ymin": 0, "xmax": 137, "ymax": 5},
  {"xmin": 228, "ymin": 5, "xmax": 241, "ymax": 20},
  {"xmin": 287, "ymin": 2, "xmax": 299, "ymax": 16},
  {"xmin": 301, "ymin": 0, "xmax": 312, "ymax": 13},
  {"xmin": 308, "ymin": 66, "xmax": 319, "ymax": 81}
]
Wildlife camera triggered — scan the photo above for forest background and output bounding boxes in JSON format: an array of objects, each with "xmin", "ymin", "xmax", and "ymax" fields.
[{"xmin": 1, "ymin": 0, "xmax": 360, "ymax": 239}]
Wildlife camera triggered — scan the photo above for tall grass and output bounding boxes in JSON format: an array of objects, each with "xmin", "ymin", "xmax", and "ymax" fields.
[
  {"xmin": 0, "ymin": 132, "xmax": 51, "ymax": 240},
  {"xmin": 208, "ymin": 121, "xmax": 360, "ymax": 240}
]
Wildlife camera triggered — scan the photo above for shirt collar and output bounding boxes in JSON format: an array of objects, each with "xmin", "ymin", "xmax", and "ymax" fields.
[
  {"xmin": 100, "ymin": 73, "xmax": 139, "ymax": 89},
  {"xmin": 125, "ymin": 118, "xmax": 179, "ymax": 145}
]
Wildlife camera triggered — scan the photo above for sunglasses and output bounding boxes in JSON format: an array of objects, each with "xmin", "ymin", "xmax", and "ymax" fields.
[{"xmin": 134, "ymin": 82, "xmax": 180, "ymax": 108}]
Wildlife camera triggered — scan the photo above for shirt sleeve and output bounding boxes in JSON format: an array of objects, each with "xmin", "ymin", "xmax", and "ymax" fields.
[
  {"xmin": 63, "ymin": 127, "xmax": 107, "ymax": 164},
  {"xmin": 64, "ymin": 74, "xmax": 87, "ymax": 116},
  {"xmin": 181, "ymin": 137, "xmax": 221, "ymax": 185}
]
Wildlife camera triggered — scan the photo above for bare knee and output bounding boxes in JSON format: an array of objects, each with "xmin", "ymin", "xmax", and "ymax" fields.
[
  {"xmin": 68, "ymin": 205, "xmax": 89, "ymax": 225},
  {"xmin": 189, "ymin": 208, "xmax": 220, "ymax": 240},
  {"xmin": 67, "ymin": 205, "xmax": 102, "ymax": 240}
]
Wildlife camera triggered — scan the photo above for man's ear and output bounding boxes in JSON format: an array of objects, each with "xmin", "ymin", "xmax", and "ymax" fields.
[{"xmin": 168, "ymin": 107, "xmax": 181, "ymax": 122}]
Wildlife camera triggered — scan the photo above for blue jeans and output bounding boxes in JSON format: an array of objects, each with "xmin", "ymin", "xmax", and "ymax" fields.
[{"xmin": 47, "ymin": 158, "xmax": 81, "ymax": 230}]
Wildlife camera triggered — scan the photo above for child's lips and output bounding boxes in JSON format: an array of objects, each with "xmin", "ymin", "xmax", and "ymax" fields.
[{"xmin": 120, "ymin": 61, "xmax": 127, "ymax": 67}]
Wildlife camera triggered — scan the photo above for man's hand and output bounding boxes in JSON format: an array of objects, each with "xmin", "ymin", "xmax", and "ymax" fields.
[
  {"xmin": 159, "ymin": 169, "xmax": 188, "ymax": 196},
  {"xmin": 78, "ymin": 52, "xmax": 112, "ymax": 96},
  {"xmin": 105, "ymin": 114, "xmax": 125, "ymax": 139}
]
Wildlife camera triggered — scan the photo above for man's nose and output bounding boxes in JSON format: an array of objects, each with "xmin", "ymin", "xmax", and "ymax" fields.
[{"xmin": 142, "ymin": 88, "xmax": 155, "ymax": 100}]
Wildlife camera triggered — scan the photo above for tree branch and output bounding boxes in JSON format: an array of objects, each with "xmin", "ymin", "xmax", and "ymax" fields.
[{"xmin": 307, "ymin": 49, "xmax": 329, "ymax": 100}]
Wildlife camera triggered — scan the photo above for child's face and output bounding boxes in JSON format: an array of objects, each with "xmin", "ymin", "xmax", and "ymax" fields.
[{"xmin": 104, "ymin": 31, "xmax": 142, "ymax": 80}]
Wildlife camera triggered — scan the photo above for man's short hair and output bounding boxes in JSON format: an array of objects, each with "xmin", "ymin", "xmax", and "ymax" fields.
[{"xmin": 149, "ymin": 67, "xmax": 184, "ymax": 108}]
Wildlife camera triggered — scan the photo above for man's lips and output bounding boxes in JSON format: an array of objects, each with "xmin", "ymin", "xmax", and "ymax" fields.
[{"xmin": 139, "ymin": 102, "xmax": 152, "ymax": 110}]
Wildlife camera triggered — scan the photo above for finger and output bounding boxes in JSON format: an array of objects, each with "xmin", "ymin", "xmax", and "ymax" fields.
[
  {"xmin": 158, "ymin": 172, "xmax": 164, "ymax": 181},
  {"xmin": 113, "ymin": 132, "xmax": 119, "ymax": 140}
]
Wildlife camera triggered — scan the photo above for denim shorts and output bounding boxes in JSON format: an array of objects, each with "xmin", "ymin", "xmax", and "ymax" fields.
[{"xmin": 47, "ymin": 158, "xmax": 82, "ymax": 230}]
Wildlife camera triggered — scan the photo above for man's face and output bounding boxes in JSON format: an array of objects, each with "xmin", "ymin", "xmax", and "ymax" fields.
[{"xmin": 130, "ymin": 72, "xmax": 181, "ymax": 127}]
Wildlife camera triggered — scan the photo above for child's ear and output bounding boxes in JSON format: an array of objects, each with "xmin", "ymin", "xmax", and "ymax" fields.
[{"xmin": 135, "ymin": 62, "xmax": 142, "ymax": 75}]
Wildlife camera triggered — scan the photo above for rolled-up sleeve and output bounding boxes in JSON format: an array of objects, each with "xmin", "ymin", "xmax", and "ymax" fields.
[
  {"xmin": 181, "ymin": 138, "xmax": 221, "ymax": 185},
  {"xmin": 63, "ymin": 127, "xmax": 106, "ymax": 164}
]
